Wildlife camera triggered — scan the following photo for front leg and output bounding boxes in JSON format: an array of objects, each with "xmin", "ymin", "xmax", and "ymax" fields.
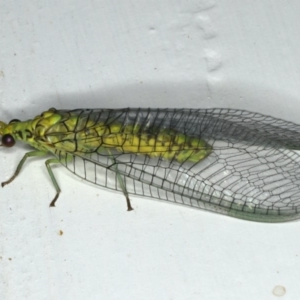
[{"xmin": 2, "ymin": 150, "xmax": 48, "ymax": 187}]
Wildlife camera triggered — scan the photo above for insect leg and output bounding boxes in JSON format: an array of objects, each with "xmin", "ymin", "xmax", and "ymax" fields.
[
  {"xmin": 106, "ymin": 149, "xmax": 133, "ymax": 211},
  {"xmin": 45, "ymin": 158, "xmax": 61, "ymax": 207},
  {"xmin": 1, "ymin": 150, "xmax": 48, "ymax": 187},
  {"xmin": 115, "ymin": 164, "xmax": 133, "ymax": 211}
]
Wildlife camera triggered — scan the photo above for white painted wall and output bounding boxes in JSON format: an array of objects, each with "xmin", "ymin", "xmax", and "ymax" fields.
[{"xmin": 1, "ymin": 1, "xmax": 300, "ymax": 299}]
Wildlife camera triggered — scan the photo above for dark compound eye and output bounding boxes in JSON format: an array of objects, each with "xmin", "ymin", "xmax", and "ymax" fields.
[
  {"xmin": 2, "ymin": 134, "xmax": 15, "ymax": 147},
  {"xmin": 9, "ymin": 119, "xmax": 20, "ymax": 124}
]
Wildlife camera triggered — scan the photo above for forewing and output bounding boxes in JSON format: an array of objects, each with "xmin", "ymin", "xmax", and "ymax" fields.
[{"xmin": 46, "ymin": 108, "xmax": 300, "ymax": 222}]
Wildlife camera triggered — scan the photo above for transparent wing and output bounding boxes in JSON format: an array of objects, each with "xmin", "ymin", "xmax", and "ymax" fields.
[{"xmin": 46, "ymin": 108, "xmax": 300, "ymax": 222}]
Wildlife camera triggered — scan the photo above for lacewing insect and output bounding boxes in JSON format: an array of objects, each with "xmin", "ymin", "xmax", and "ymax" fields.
[{"xmin": 1, "ymin": 107, "xmax": 300, "ymax": 222}]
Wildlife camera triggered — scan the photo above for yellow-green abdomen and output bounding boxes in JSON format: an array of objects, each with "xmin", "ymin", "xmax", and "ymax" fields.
[{"xmin": 100, "ymin": 126, "xmax": 212, "ymax": 163}]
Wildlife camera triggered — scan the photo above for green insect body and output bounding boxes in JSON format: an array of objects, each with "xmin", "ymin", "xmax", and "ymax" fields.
[
  {"xmin": 2, "ymin": 107, "xmax": 300, "ymax": 223},
  {"xmin": 1, "ymin": 109, "xmax": 212, "ymax": 161}
]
